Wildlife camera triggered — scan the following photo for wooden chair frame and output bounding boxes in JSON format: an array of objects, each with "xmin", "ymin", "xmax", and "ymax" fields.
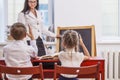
[
  {"xmin": 54, "ymin": 62, "xmax": 100, "ymax": 80},
  {"xmin": 0, "ymin": 63, "xmax": 44, "ymax": 80}
]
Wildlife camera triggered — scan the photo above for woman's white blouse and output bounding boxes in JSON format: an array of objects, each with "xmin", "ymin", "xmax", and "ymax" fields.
[{"xmin": 18, "ymin": 10, "xmax": 56, "ymax": 40}]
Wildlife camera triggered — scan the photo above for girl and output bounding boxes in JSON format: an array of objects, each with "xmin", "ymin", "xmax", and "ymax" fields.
[{"xmin": 58, "ymin": 30, "xmax": 90, "ymax": 80}]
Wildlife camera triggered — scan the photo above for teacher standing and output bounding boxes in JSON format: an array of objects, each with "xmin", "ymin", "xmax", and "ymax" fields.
[{"xmin": 18, "ymin": 0, "xmax": 56, "ymax": 56}]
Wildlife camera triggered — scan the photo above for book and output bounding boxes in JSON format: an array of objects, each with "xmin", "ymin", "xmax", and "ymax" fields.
[{"xmin": 39, "ymin": 53, "xmax": 60, "ymax": 60}]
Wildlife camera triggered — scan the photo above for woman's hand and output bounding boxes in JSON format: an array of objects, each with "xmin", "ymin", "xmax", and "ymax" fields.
[
  {"xmin": 27, "ymin": 25, "xmax": 34, "ymax": 40},
  {"xmin": 56, "ymin": 34, "xmax": 62, "ymax": 38}
]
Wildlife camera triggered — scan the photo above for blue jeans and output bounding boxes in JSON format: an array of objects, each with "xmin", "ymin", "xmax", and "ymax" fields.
[{"xmin": 59, "ymin": 75, "xmax": 78, "ymax": 80}]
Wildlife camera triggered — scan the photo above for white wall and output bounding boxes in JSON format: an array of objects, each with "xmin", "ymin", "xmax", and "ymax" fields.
[
  {"xmin": 54, "ymin": 0, "xmax": 102, "ymax": 41},
  {"xmin": 54, "ymin": 0, "xmax": 120, "ymax": 57}
]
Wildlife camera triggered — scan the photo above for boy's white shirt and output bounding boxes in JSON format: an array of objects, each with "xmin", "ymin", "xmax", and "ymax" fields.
[{"xmin": 3, "ymin": 40, "xmax": 38, "ymax": 80}]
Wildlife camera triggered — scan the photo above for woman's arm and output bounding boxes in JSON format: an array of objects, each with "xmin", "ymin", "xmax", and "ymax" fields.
[
  {"xmin": 27, "ymin": 25, "xmax": 38, "ymax": 54},
  {"xmin": 27, "ymin": 25, "xmax": 34, "ymax": 40},
  {"xmin": 42, "ymin": 27, "xmax": 56, "ymax": 38}
]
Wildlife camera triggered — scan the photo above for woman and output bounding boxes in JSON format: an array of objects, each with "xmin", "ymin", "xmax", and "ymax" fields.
[{"xmin": 18, "ymin": 0, "xmax": 56, "ymax": 56}]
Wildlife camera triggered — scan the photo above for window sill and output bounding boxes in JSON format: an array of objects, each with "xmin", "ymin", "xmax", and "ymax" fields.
[
  {"xmin": 96, "ymin": 36, "xmax": 120, "ymax": 45},
  {"xmin": 97, "ymin": 40, "xmax": 120, "ymax": 45}
]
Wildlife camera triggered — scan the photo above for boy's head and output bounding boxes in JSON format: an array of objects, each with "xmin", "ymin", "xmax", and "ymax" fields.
[
  {"xmin": 10, "ymin": 22, "xmax": 27, "ymax": 40},
  {"xmin": 62, "ymin": 30, "xmax": 79, "ymax": 51}
]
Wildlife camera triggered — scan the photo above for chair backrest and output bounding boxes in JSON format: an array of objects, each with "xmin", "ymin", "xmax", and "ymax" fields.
[
  {"xmin": 0, "ymin": 63, "xmax": 44, "ymax": 80},
  {"xmin": 54, "ymin": 62, "xmax": 100, "ymax": 80}
]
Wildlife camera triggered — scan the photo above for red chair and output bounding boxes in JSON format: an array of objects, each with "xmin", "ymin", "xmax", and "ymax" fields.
[
  {"xmin": 0, "ymin": 63, "xmax": 44, "ymax": 80},
  {"xmin": 54, "ymin": 62, "xmax": 100, "ymax": 80}
]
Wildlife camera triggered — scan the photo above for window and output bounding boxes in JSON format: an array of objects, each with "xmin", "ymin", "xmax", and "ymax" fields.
[
  {"xmin": 39, "ymin": 0, "xmax": 54, "ymax": 32},
  {"xmin": 39, "ymin": 0, "xmax": 49, "ymax": 27},
  {"xmin": 102, "ymin": 0, "xmax": 118, "ymax": 37},
  {"xmin": 0, "ymin": 0, "xmax": 6, "ymax": 43},
  {"xmin": 98, "ymin": 0, "xmax": 120, "ymax": 43}
]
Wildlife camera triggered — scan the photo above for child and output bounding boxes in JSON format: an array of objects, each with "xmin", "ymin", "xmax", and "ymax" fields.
[
  {"xmin": 3, "ymin": 22, "xmax": 38, "ymax": 80},
  {"xmin": 58, "ymin": 30, "xmax": 90, "ymax": 80}
]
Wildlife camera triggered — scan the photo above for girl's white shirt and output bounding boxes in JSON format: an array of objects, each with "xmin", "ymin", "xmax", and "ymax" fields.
[
  {"xmin": 18, "ymin": 9, "xmax": 56, "ymax": 40},
  {"xmin": 58, "ymin": 48, "xmax": 84, "ymax": 78},
  {"xmin": 3, "ymin": 40, "xmax": 38, "ymax": 80}
]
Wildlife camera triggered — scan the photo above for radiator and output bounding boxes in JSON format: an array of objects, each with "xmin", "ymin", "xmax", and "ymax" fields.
[{"xmin": 103, "ymin": 51, "xmax": 120, "ymax": 80}]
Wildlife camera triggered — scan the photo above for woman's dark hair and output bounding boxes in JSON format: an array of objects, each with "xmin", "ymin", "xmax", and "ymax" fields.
[{"xmin": 22, "ymin": 0, "xmax": 39, "ymax": 14}]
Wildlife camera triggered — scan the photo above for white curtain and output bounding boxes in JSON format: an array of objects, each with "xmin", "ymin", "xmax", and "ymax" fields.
[{"xmin": 0, "ymin": 0, "xmax": 6, "ymax": 42}]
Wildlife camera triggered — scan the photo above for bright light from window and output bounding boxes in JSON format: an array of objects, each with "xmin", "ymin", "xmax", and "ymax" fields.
[
  {"xmin": 39, "ymin": 0, "xmax": 48, "ymax": 3},
  {"xmin": 102, "ymin": 0, "xmax": 118, "ymax": 36},
  {"xmin": 39, "ymin": 0, "xmax": 49, "ymax": 27}
]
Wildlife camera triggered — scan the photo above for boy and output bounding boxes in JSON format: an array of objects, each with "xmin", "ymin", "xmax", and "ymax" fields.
[{"xmin": 3, "ymin": 22, "xmax": 38, "ymax": 80}]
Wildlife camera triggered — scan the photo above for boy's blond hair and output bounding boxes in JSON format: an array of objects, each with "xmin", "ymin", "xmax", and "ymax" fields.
[{"xmin": 10, "ymin": 22, "xmax": 26, "ymax": 40}]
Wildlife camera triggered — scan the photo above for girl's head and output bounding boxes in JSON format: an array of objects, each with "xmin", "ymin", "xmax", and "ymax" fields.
[
  {"xmin": 62, "ymin": 30, "xmax": 79, "ymax": 52},
  {"xmin": 22, "ymin": 0, "xmax": 39, "ymax": 13},
  {"xmin": 10, "ymin": 22, "xmax": 27, "ymax": 40}
]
